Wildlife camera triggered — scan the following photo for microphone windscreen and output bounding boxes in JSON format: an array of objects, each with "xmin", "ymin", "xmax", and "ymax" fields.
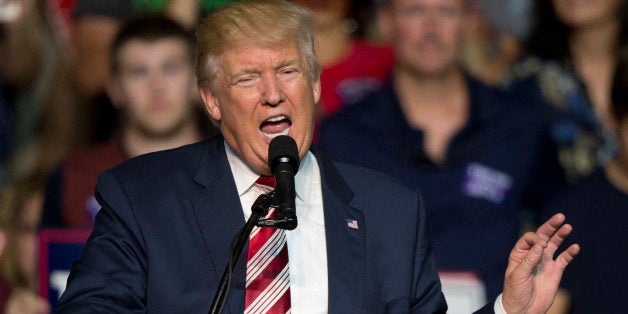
[{"xmin": 268, "ymin": 135, "xmax": 299, "ymax": 174}]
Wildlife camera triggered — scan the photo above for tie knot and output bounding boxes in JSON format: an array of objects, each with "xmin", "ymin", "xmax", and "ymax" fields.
[{"xmin": 255, "ymin": 175, "xmax": 276, "ymax": 188}]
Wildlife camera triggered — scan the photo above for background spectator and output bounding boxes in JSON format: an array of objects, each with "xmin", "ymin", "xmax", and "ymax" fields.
[
  {"xmin": 0, "ymin": 0, "xmax": 87, "ymax": 193},
  {"xmin": 319, "ymin": 0, "xmax": 561, "ymax": 307},
  {"xmin": 541, "ymin": 48, "xmax": 628, "ymax": 314},
  {"xmin": 0, "ymin": 169, "xmax": 50, "ymax": 313},
  {"xmin": 460, "ymin": 0, "xmax": 532, "ymax": 86},
  {"xmin": 289, "ymin": 0, "xmax": 394, "ymax": 142},
  {"xmin": 70, "ymin": 0, "xmax": 237, "ymax": 143},
  {"xmin": 506, "ymin": 0, "xmax": 628, "ymax": 184},
  {"xmin": 41, "ymin": 15, "xmax": 217, "ymax": 229}
]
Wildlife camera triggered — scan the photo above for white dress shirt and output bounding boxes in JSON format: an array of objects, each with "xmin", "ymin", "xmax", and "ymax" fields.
[{"xmin": 225, "ymin": 143, "xmax": 328, "ymax": 313}]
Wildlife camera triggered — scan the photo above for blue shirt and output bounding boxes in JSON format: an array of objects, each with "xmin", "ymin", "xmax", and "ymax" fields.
[{"xmin": 318, "ymin": 77, "xmax": 560, "ymax": 299}]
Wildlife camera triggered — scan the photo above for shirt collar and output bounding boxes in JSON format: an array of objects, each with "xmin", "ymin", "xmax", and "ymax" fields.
[{"xmin": 224, "ymin": 141, "xmax": 318, "ymax": 205}]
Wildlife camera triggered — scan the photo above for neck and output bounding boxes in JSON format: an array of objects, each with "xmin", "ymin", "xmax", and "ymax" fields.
[
  {"xmin": 394, "ymin": 67, "xmax": 468, "ymax": 115},
  {"xmin": 605, "ymin": 159, "xmax": 628, "ymax": 194},
  {"xmin": 393, "ymin": 67, "xmax": 469, "ymax": 164},
  {"xmin": 122, "ymin": 124, "xmax": 202, "ymax": 158},
  {"xmin": 315, "ymin": 22, "xmax": 353, "ymax": 67},
  {"xmin": 569, "ymin": 18, "xmax": 619, "ymax": 62},
  {"xmin": 569, "ymin": 19, "xmax": 619, "ymax": 127}
]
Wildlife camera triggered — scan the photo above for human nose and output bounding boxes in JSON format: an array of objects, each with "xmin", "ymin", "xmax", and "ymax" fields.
[
  {"xmin": 423, "ymin": 11, "xmax": 439, "ymax": 30},
  {"xmin": 149, "ymin": 70, "xmax": 166, "ymax": 91},
  {"xmin": 260, "ymin": 73, "xmax": 284, "ymax": 106}
]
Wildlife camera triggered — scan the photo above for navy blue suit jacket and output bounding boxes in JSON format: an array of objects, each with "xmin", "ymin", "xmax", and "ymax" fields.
[{"xmin": 57, "ymin": 136, "xmax": 495, "ymax": 313}]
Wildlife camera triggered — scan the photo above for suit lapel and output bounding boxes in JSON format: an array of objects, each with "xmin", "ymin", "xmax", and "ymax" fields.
[
  {"xmin": 188, "ymin": 137, "xmax": 246, "ymax": 314},
  {"xmin": 316, "ymin": 149, "xmax": 367, "ymax": 312}
]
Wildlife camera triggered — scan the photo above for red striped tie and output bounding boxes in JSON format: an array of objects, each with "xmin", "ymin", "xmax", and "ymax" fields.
[{"xmin": 244, "ymin": 176, "xmax": 291, "ymax": 314}]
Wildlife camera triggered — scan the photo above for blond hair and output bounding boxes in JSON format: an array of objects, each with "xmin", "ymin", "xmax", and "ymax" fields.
[{"xmin": 195, "ymin": 0, "xmax": 321, "ymax": 90}]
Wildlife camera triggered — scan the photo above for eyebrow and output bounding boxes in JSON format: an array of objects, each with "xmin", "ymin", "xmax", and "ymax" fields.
[
  {"xmin": 225, "ymin": 58, "xmax": 301, "ymax": 85},
  {"xmin": 231, "ymin": 67, "xmax": 259, "ymax": 78},
  {"xmin": 274, "ymin": 59, "xmax": 300, "ymax": 71},
  {"xmin": 230, "ymin": 58, "xmax": 300, "ymax": 77}
]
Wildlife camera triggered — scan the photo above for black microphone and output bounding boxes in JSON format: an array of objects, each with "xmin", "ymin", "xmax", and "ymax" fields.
[{"xmin": 267, "ymin": 135, "xmax": 299, "ymax": 230}]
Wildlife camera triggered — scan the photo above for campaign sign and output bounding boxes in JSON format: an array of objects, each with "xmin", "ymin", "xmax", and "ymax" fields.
[{"xmin": 38, "ymin": 229, "xmax": 91, "ymax": 310}]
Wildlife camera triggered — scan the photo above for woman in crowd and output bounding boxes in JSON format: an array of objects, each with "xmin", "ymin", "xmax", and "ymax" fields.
[{"xmin": 507, "ymin": 0, "xmax": 627, "ymax": 184}]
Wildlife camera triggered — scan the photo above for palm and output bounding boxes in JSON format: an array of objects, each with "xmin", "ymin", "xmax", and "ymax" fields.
[{"xmin": 502, "ymin": 214, "xmax": 580, "ymax": 314}]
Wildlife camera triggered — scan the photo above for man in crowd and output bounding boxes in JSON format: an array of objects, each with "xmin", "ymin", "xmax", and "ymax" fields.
[
  {"xmin": 318, "ymin": 0, "xmax": 562, "ymax": 304},
  {"xmin": 42, "ymin": 15, "xmax": 215, "ymax": 229}
]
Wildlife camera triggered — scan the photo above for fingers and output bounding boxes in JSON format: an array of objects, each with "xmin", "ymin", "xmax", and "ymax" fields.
[
  {"xmin": 551, "ymin": 223, "xmax": 573, "ymax": 246},
  {"xmin": 514, "ymin": 232, "xmax": 545, "ymax": 254},
  {"xmin": 548, "ymin": 224, "xmax": 573, "ymax": 248},
  {"xmin": 555, "ymin": 243, "xmax": 580, "ymax": 269},
  {"xmin": 504, "ymin": 237, "xmax": 544, "ymax": 291},
  {"xmin": 507, "ymin": 231, "xmax": 546, "ymax": 274},
  {"xmin": 537, "ymin": 213, "xmax": 575, "ymax": 260},
  {"xmin": 544, "ymin": 222, "xmax": 573, "ymax": 256},
  {"xmin": 514, "ymin": 213, "xmax": 572, "ymax": 257},
  {"xmin": 520, "ymin": 242, "xmax": 545, "ymax": 272},
  {"xmin": 515, "ymin": 215, "xmax": 579, "ymax": 270},
  {"xmin": 535, "ymin": 213, "xmax": 566, "ymax": 242}
]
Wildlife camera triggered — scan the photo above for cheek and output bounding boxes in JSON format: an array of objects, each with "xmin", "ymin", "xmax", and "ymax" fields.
[
  {"xmin": 170, "ymin": 80, "xmax": 195, "ymax": 102},
  {"xmin": 551, "ymin": 0, "xmax": 568, "ymax": 12},
  {"xmin": 591, "ymin": 0, "xmax": 621, "ymax": 16},
  {"xmin": 122, "ymin": 82, "xmax": 149, "ymax": 103},
  {"xmin": 215, "ymin": 95, "xmax": 255, "ymax": 131},
  {"xmin": 175, "ymin": 72, "xmax": 197, "ymax": 92},
  {"xmin": 306, "ymin": 90, "xmax": 318, "ymax": 117},
  {"xmin": 442, "ymin": 20, "xmax": 463, "ymax": 44},
  {"xmin": 228, "ymin": 90, "xmax": 262, "ymax": 117},
  {"xmin": 290, "ymin": 80, "xmax": 316, "ymax": 108},
  {"xmin": 398, "ymin": 22, "xmax": 420, "ymax": 41}
]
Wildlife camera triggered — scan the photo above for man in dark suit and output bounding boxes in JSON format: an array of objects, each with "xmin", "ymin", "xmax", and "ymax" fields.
[{"xmin": 56, "ymin": 1, "xmax": 579, "ymax": 313}]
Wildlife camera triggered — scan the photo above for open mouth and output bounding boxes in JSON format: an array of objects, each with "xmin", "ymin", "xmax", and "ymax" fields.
[{"xmin": 260, "ymin": 115, "xmax": 292, "ymax": 139}]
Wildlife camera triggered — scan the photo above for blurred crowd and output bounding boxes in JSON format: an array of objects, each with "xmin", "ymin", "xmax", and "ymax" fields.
[{"xmin": 0, "ymin": 0, "xmax": 626, "ymax": 313}]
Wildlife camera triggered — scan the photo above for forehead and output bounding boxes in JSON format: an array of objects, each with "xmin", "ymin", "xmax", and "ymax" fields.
[
  {"xmin": 217, "ymin": 42, "xmax": 302, "ymax": 74},
  {"xmin": 117, "ymin": 38, "xmax": 190, "ymax": 60}
]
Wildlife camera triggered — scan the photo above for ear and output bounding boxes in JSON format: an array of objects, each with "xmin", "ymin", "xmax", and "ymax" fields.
[
  {"xmin": 199, "ymin": 85, "xmax": 222, "ymax": 121},
  {"xmin": 313, "ymin": 79, "xmax": 321, "ymax": 105}
]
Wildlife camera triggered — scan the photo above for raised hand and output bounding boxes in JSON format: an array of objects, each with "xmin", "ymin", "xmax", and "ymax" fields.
[{"xmin": 502, "ymin": 213, "xmax": 580, "ymax": 314}]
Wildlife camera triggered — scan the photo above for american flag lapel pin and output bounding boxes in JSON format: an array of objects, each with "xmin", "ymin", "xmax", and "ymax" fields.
[{"xmin": 346, "ymin": 218, "xmax": 359, "ymax": 230}]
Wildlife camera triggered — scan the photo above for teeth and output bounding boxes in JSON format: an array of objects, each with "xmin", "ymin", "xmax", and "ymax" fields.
[
  {"xmin": 262, "ymin": 128, "xmax": 290, "ymax": 139},
  {"xmin": 266, "ymin": 115, "xmax": 287, "ymax": 122}
]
